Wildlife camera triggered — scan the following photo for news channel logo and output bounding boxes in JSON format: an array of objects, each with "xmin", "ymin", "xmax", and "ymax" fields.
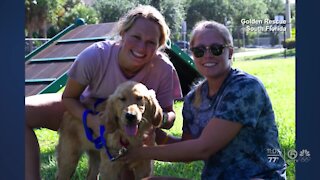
[
  {"xmin": 286, "ymin": 149, "xmax": 311, "ymax": 163},
  {"xmin": 266, "ymin": 148, "xmax": 311, "ymax": 163}
]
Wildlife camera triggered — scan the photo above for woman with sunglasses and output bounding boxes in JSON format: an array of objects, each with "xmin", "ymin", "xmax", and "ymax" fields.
[{"xmin": 125, "ymin": 20, "xmax": 287, "ymax": 179}]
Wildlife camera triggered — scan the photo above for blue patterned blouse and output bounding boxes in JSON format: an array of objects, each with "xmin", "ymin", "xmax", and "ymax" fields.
[{"xmin": 182, "ymin": 69, "xmax": 287, "ymax": 180}]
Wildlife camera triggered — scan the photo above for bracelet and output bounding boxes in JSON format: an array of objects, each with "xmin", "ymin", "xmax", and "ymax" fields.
[
  {"xmin": 162, "ymin": 134, "xmax": 169, "ymax": 144},
  {"xmin": 162, "ymin": 113, "xmax": 168, "ymax": 127}
]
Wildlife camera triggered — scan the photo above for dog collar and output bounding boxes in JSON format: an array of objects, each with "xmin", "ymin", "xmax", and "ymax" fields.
[
  {"xmin": 120, "ymin": 136, "xmax": 130, "ymax": 148},
  {"xmin": 100, "ymin": 125, "xmax": 128, "ymax": 161}
]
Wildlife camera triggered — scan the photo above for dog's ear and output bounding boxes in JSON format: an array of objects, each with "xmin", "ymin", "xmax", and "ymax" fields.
[
  {"xmin": 98, "ymin": 96, "xmax": 118, "ymax": 133},
  {"xmin": 144, "ymin": 89, "xmax": 163, "ymax": 127}
]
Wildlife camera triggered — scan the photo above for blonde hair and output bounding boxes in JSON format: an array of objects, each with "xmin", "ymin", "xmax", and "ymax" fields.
[
  {"xmin": 114, "ymin": 5, "xmax": 171, "ymax": 50},
  {"xmin": 190, "ymin": 20, "xmax": 233, "ymax": 48},
  {"xmin": 190, "ymin": 21, "xmax": 233, "ymax": 108}
]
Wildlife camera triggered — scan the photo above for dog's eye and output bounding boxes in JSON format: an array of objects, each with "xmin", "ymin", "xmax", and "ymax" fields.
[{"xmin": 119, "ymin": 97, "xmax": 126, "ymax": 101}]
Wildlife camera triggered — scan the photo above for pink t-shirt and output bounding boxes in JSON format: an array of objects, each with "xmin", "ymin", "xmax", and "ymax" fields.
[{"xmin": 68, "ymin": 41, "xmax": 182, "ymax": 108}]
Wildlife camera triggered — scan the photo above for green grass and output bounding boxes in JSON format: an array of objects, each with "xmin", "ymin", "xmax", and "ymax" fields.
[
  {"xmin": 233, "ymin": 57, "xmax": 296, "ymax": 180},
  {"xmin": 37, "ymin": 57, "xmax": 295, "ymax": 179}
]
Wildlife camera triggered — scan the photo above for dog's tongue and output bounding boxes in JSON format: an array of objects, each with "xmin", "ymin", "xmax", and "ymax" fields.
[{"xmin": 125, "ymin": 124, "xmax": 138, "ymax": 136}]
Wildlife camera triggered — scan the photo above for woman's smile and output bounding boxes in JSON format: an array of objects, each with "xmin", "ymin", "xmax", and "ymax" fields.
[
  {"xmin": 131, "ymin": 49, "xmax": 146, "ymax": 59},
  {"xmin": 203, "ymin": 62, "xmax": 217, "ymax": 67}
]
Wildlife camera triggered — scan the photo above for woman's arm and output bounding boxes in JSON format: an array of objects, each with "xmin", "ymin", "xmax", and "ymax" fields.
[
  {"xmin": 62, "ymin": 78, "xmax": 100, "ymax": 135},
  {"xmin": 155, "ymin": 128, "xmax": 193, "ymax": 145},
  {"xmin": 127, "ymin": 118, "xmax": 242, "ymax": 162}
]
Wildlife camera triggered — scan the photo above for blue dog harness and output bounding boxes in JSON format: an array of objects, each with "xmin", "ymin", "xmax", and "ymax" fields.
[{"xmin": 82, "ymin": 98, "xmax": 128, "ymax": 161}]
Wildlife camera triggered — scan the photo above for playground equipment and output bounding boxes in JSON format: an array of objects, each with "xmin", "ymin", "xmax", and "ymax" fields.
[{"xmin": 25, "ymin": 19, "xmax": 201, "ymax": 97}]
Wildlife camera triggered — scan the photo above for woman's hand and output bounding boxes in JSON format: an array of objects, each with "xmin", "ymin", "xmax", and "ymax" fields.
[{"xmin": 123, "ymin": 146, "xmax": 144, "ymax": 164}]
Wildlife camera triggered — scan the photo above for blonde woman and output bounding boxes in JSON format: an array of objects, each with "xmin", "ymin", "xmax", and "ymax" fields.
[{"xmin": 25, "ymin": 5, "xmax": 182, "ymax": 180}]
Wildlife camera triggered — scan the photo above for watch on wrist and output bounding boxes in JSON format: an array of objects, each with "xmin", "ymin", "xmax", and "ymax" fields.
[{"xmin": 162, "ymin": 113, "xmax": 168, "ymax": 127}]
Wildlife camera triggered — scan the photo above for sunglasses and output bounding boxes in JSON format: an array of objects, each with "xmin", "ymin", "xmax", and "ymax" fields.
[{"xmin": 190, "ymin": 44, "xmax": 231, "ymax": 58}]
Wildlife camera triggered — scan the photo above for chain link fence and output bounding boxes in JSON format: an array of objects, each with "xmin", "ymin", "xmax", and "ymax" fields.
[{"xmin": 25, "ymin": 38, "xmax": 51, "ymax": 55}]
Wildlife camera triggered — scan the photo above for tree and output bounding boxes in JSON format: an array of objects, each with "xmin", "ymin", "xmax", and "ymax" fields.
[
  {"xmin": 93, "ymin": 0, "xmax": 138, "ymax": 23},
  {"xmin": 58, "ymin": 3, "xmax": 99, "ymax": 29},
  {"xmin": 93, "ymin": 0, "xmax": 187, "ymax": 41},
  {"xmin": 26, "ymin": 0, "xmax": 102, "ymax": 38},
  {"xmin": 183, "ymin": 0, "xmax": 268, "ymax": 47},
  {"xmin": 229, "ymin": 0, "xmax": 268, "ymax": 47},
  {"xmin": 186, "ymin": 0, "xmax": 232, "ymax": 31},
  {"xmin": 263, "ymin": 0, "xmax": 285, "ymax": 20},
  {"xmin": 230, "ymin": 0, "xmax": 267, "ymax": 26},
  {"xmin": 290, "ymin": 3, "xmax": 295, "ymax": 28},
  {"xmin": 158, "ymin": 0, "xmax": 187, "ymax": 41},
  {"xmin": 262, "ymin": 0, "xmax": 286, "ymax": 46},
  {"xmin": 25, "ymin": 0, "xmax": 66, "ymax": 37}
]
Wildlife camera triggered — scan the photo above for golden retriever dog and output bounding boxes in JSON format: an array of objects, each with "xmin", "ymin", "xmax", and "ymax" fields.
[{"xmin": 56, "ymin": 81, "xmax": 163, "ymax": 180}]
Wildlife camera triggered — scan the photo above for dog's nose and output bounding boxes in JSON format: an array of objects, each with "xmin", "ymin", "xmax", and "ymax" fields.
[{"xmin": 125, "ymin": 112, "xmax": 136, "ymax": 122}]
